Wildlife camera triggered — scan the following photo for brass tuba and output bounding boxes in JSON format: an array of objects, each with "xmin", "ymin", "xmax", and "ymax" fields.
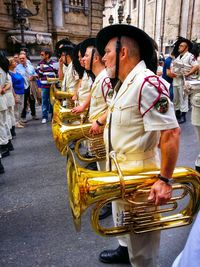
[
  {"xmin": 67, "ymin": 148, "xmax": 200, "ymax": 236},
  {"xmin": 50, "ymin": 82, "xmax": 74, "ymax": 107},
  {"xmin": 52, "ymin": 119, "xmax": 106, "ymax": 161},
  {"xmin": 52, "ymin": 99, "xmax": 87, "ymax": 124},
  {"xmin": 52, "ymin": 98, "xmax": 106, "ymax": 161}
]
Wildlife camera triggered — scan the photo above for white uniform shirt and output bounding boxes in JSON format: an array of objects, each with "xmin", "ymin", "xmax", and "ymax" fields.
[
  {"xmin": 89, "ymin": 69, "xmax": 112, "ymax": 122},
  {"xmin": 61, "ymin": 62, "xmax": 79, "ymax": 93},
  {"xmin": 173, "ymin": 52, "xmax": 199, "ymax": 86},
  {"xmin": 104, "ymin": 61, "xmax": 179, "ymax": 169},
  {"xmin": 191, "ymin": 92, "xmax": 200, "ymax": 126},
  {"xmin": 4, "ymin": 74, "xmax": 15, "ymax": 107},
  {"xmin": 78, "ymin": 71, "xmax": 92, "ymax": 105},
  {"xmin": 0, "ymin": 67, "xmax": 10, "ymax": 111}
]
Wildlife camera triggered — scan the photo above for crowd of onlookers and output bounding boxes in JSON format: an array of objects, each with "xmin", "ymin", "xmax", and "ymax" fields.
[{"xmin": 0, "ymin": 48, "xmax": 59, "ymax": 174}]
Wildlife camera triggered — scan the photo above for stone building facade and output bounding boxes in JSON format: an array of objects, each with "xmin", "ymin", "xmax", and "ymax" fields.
[
  {"xmin": 0, "ymin": 0, "xmax": 104, "ymax": 56},
  {"xmin": 103, "ymin": 0, "xmax": 200, "ymax": 54}
]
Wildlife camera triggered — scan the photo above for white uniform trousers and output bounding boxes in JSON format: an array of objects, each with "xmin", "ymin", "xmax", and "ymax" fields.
[
  {"xmin": 173, "ymin": 85, "xmax": 189, "ymax": 112},
  {"xmin": 111, "ymin": 153, "xmax": 161, "ymax": 267},
  {"xmin": 194, "ymin": 126, "xmax": 200, "ymax": 167},
  {"xmin": 0, "ymin": 110, "xmax": 12, "ymax": 145},
  {"xmin": 7, "ymin": 106, "xmax": 16, "ymax": 129}
]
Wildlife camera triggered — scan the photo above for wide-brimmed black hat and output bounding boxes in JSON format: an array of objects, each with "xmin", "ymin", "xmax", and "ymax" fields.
[
  {"xmin": 96, "ymin": 24, "xmax": 156, "ymax": 71},
  {"xmin": 80, "ymin": 38, "xmax": 96, "ymax": 57},
  {"xmin": 55, "ymin": 38, "xmax": 75, "ymax": 57},
  {"xmin": 173, "ymin": 36, "xmax": 193, "ymax": 57}
]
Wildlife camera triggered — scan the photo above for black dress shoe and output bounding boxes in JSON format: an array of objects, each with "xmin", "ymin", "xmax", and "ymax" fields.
[
  {"xmin": 8, "ymin": 140, "xmax": 14, "ymax": 151},
  {"xmin": 0, "ymin": 160, "xmax": 5, "ymax": 174},
  {"xmin": 99, "ymin": 245, "xmax": 130, "ymax": 264},
  {"xmin": 1, "ymin": 150, "xmax": 10, "ymax": 158},
  {"xmin": 1, "ymin": 144, "xmax": 10, "ymax": 157},
  {"xmin": 99, "ymin": 203, "xmax": 112, "ymax": 220},
  {"xmin": 195, "ymin": 165, "xmax": 200, "ymax": 173}
]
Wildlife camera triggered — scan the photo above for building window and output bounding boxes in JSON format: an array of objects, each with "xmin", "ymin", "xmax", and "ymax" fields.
[
  {"xmin": 133, "ymin": 0, "xmax": 137, "ymax": 9},
  {"xmin": 63, "ymin": 0, "xmax": 89, "ymax": 15},
  {"xmin": 69, "ymin": 0, "xmax": 84, "ymax": 8}
]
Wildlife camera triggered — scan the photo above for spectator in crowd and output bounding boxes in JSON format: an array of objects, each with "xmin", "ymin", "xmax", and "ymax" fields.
[
  {"xmin": 162, "ymin": 51, "xmax": 176, "ymax": 100},
  {"xmin": 36, "ymin": 49, "xmax": 58, "ymax": 123},
  {"xmin": 16, "ymin": 53, "xmax": 38, "ymax": 123},
  {"xmin": 157, "ymin": 57, "xmax": 164, "ymax": 76},
  {"xmin": 13, "ymin": 53, "xmax": 20, "ymax": 64},
  {"xmin": 9, "ymin": 57, "xmax": 25, "ymax": 128}
]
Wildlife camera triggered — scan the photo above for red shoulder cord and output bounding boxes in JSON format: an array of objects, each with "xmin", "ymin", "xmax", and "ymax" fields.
[
  {"xmin": 138, "ymin": 75, "xmax": 169, "ymax": 117},
  {"xmin": 101, "ymin": 77, "xmax": 112, "ymax": 102}
]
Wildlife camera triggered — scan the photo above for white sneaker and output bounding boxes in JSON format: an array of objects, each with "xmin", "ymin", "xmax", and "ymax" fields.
[{"xmin": 41, "ymin": 118, "xmax": 47, "ymax": 124}]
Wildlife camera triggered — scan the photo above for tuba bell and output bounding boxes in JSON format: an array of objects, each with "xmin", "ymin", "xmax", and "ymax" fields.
[
  {"xmin": 67, "ymin": 148, "xmax": 200, "ymax": 236},
  {"xmin": 52, "ymin": 99, "xmax": 87, "ymax": 124},
  {"xmin": 52, "ymin": 98, "xmax": 106, "ymax": 161}
]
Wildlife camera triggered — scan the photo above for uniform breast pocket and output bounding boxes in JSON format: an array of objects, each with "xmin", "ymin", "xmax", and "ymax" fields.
[
  {"xmin": 92, "ymin": 95, "xmax": 103, "ymax": 107},
  {"xmin": 112, "ymin": 104, "xmax": 136, "ymax": 126}
]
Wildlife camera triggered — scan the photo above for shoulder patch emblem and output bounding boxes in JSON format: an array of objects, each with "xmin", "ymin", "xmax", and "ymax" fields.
[{"xmin": 154, "ymin": 97, "xmax": 169, "ymax": 113}]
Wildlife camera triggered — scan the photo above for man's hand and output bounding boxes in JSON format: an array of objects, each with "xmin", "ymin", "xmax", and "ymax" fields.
[
  {"xmin": 89, "ymin": 121, "xmax": 103, "ymax": 135},
  {"xmin": 148, "ymin": 180, "xmax": 172, "ymax": 205},
  {"xmin": 71, "ymin": 105, "xmax": 84, "ymax": 114},
  {"xmin": 72, "ymin": 93, "xmax": 78, "ymax": 101}
]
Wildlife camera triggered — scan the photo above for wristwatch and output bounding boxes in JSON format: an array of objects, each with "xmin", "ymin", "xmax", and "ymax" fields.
[
  {"xmin": 158, "ymin": 174, "xmax": 174, "ymax": 185},
  {"xmin": 96, "ymin": 119, "xmax": 104, "ymax": 126}
]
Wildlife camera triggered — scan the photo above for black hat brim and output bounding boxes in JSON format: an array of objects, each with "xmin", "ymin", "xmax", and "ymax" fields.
[
  {"xmin": 96, "ymin": 24, "xmax": 156, "ymax": 72},
  {"xmin": 80, "ymin": 38, "xmax": 96, "ymax": 57},
  {"xmin": 173, "ymin": 36, "xmax": 193, "ymax": 57}
]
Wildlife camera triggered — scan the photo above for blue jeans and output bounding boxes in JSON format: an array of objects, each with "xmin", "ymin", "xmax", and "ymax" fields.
[{"xmin": 41, "ymin": 88, "xmax": 52, "ymax": 120}]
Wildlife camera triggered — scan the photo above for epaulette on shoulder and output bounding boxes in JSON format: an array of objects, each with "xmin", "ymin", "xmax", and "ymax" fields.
[
  {"xmin": 138, "ymin": 75, "xmax": 170, "ymax": 117},
  {"xmin": 102, "ymin": 77, "xmax": 111, "ymax": 85}
]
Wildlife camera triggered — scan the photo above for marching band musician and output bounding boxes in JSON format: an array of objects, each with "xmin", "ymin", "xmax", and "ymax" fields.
[
  {"xmin": 72, "ymin": 37, "xmax": 113, "ymax": 219},
  {"xmin": 71, "ymin": 43, "xmax": 92, "ymax": 106},
  {"xmin": 57, "ymin": 40, "xmax": 79, "ymax": 107},
  {"xmin": 184, "ymin": 79, "xmax": 200, "ymax": 172},
  {"xmin": 171, "ymin": 37, "xmax": 199, "ymax": 124},
  {"xmin": 0, "ymin": 51, "xmax": 14, "ymax": 163},
  {"xmin": 72, "ymin": 38, "xmax": 113, "ymax": 161},
  {"xmin": 95, "ymin": 24, "xmax": 180, "ymax": 267}
]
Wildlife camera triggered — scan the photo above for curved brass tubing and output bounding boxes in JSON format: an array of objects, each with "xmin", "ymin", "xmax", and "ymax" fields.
[{"xmin": 67, "ymin": 148, "xmax": 200, "ymax": 236}]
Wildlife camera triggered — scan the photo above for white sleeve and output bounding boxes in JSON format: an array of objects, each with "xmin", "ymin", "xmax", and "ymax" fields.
[{"xmin": 140, "ymin": 77, "xmax": 179, "ymax": 131}]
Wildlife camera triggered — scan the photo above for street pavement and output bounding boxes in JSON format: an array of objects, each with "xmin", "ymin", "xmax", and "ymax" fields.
[{"xmin": 0, "ymin": 109, "xmax": 199, "ymax": 267}]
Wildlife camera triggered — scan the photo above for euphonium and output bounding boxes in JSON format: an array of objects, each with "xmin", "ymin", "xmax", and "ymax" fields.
[
  {"xmin": 50, "ymin": 83, "xmax": 74, "ymax": 106},
  {"xmin": 52, "ymin": 99, "xmax": 87, "ymax": 123},
  {"xmin": 52, "ymin": 120, "xmax": 106, "ymax": 161},
  {"xmin": 52, "ymin": 99, "xmax": 106, "ymax": 161},
  {"xmin": 67, "ymin": 148, "xmax": 200, "ymax": 236},
  {"xmin": 52, "ymin": 119, "xmax": 92, "ymax": 155}
]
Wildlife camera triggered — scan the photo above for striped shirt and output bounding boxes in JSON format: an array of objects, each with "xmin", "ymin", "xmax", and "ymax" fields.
[{"xmin": 36, "ymin": 59, "xmax": 58, "ymax": 89}]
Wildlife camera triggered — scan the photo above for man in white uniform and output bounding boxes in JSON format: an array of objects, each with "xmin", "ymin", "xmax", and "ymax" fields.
[
  {"xmin": 57, "ymin": 41, "xmax": 79, "ymax": 108},
  {"xmin": 72, "ymin": 38, "xmax": 113, "ymax": 219},
  {"xmin": 96, "ymin": 24, "xmax": 180, "ymax": 267},
  {"xmin": 172, "ymin": 38, "xmax": 199, "ymax": 123}
]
